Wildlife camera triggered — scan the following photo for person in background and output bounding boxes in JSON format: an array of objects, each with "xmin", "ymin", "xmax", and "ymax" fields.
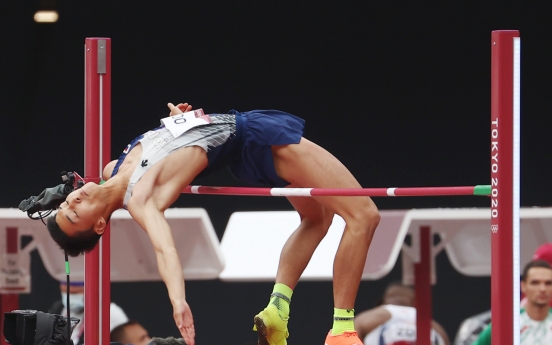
[
  {"xmin": 471, "ymin": 260, "xmax": 552, "ymax": 345},
  {"xmin": 452, "ymin": 310, "xmax": 491, "ymax": 345},
  {"xmin": 110, "ymin": 320, "xmax": 152, "ymax": 345},
  {"xmin": 521, "ymin": 243, "xmax": 552, "ymax": 307},
  {"xmin": 454, "ymin": 243, "xmax": 552, "ymax": 345},
  {"xmin": 48, "ymin": 281, "xmax": 129, "ymax": 345},
  {"xmin": 355, "ymin": 282, "xmax": 450, "ymax": 345}
]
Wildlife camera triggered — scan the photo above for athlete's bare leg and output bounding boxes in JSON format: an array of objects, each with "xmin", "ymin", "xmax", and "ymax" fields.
[
  {"xmin": 274, "ymin": 195, "xmax": 335, "ymax": 289},
  {"xmin": 272, "ymin": 137, "xmax": 380, "ymax": 309}
]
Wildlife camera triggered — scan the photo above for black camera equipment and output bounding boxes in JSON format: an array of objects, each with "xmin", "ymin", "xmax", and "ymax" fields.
[
  {"xmin": 3, "ymin": 309, "xmax": 80, "ymax": 345},
  {"xmin": 18, "ymin": 171, "xmax": 84, "ymax": 224},
  {"xmin": 13, "ymin": 171, "xmax": 85, "ymax": 344}
]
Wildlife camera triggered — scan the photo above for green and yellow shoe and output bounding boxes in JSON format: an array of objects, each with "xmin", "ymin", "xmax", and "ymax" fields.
[{"xmin": 253, "ymin": 304, "xmax": 289, "ymax": 345}]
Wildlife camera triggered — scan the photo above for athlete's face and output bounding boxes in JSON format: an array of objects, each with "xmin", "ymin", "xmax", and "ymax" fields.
[
  {"xmin": 55, "ymin": 183, "xmax": 106, "ymax": 237},
  {"xmin": 522, "ymin": 267, "xmax": 552, "ymax": 307}
]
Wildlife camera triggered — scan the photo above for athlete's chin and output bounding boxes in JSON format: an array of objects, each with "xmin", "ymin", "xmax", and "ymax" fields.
[{"xmin": 82, "ymin": 182, "xmax": 99, "ymax": 195}]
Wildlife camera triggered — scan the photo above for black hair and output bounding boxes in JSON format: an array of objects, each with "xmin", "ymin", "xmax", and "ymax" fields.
[
  {"xmin": 110, "ymin": 320, "xmax": 143, "ymax": 343},
  {"xmin": 149, "ymin": 337, "xmax": 187, "ymax": 345},
  {"xmin": 385, "ymin": 280, "xmax": 413, "ymax": 291},
  {"xmin": 374, "ymin": 281, "xmax": 414, "ymax": 306},
  {"xmin": 522, "ymin": 259, "xmax": 552, "ymax": 281},
  {"xmin": 46, "ymin": 215, "xmax": 102, "ymax": 257}
]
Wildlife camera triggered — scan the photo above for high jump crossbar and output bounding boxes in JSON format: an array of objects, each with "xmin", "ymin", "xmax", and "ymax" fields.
[
  {"xmin": 83, "ymin": 30, "xmax": 520, "ymax": 345},
  {"xmin": 182, "ymin": 185, "xmax": 491, "ymax": 197}
]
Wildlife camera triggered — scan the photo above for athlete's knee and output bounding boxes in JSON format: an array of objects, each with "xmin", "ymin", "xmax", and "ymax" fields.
[
  {"xmin": 343, "ymin": 204, "xmax": 380, "ymax": 236},
  {"xmin": 317, "ymin": 208, "xmax": 335, "ymax": 231},
  {"xmin": 299, "ymin": 208, "xmax": 334, "ymax": 237}
]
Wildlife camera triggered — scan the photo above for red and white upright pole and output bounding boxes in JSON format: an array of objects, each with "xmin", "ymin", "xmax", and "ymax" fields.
[
  {"xmin": 84, "ymin": 37, "xmax": 112, "ymax": 345},
  {"xmin": 490, "ymin": 30, "xmax": 521, "ymax": 345},
  {"xmin": 415, "ymin": 226, "xmax": 432, "ymax": 345},
  {"xmin": 0, "ymin": 228, "xmax": 20, "ymax": 345}
]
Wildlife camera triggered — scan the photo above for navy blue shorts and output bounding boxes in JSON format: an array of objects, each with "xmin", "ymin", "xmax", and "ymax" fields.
[{"xmin": 229, "ymin": 109, "xmax": 305, "ymax": 187}]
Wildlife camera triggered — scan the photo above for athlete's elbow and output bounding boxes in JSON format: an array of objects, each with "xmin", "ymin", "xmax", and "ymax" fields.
[{"xmin": 155, "ymin": 245, "xmax": 179, "ymax": 259}]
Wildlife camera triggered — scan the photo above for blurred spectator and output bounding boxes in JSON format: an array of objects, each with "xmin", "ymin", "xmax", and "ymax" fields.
[
  {"xmin": 355, "ymin": 282, "xmax": 450, "ymax": 345},
  {"xmin": 110, "ymin": 320, "xmax": 152, "ymax": 345},
  {"xmin": 471, "ymin": 260, "xmax": 552, "ymax": 345},
  {"xmin": 521, "ymin": 243, "xmax": 552, "ymax": 307},
  {"xmin": 453, "ymin": 310, "xmax": 491, "ymax": 345},
  {"xmin": 48, "ymin": 281, "xmax": 129, "ymax": 345},
  {"xmin": 533, "ymin": 243, "xmax": 552, "ymax": 263},
  {"xmin": 454, "ymin": 243, "xmax": 552, "ymax": 345}
]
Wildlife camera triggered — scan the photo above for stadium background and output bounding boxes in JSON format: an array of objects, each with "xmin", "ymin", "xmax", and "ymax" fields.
[{"xmin": 1, "ymin": 2, "xmax": 552, "ymax": 344}]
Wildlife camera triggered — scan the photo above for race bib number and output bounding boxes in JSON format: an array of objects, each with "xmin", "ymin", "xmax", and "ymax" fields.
[
  {"xmin": 160, "ymin": 109, "xmax": 211, "ymax": 138},
  {"xmin": 382, "ymin": 324, "xmax": 417, "ymax": 344}
]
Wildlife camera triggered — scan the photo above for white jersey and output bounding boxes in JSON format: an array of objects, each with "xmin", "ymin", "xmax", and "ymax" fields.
[
  {"xmin": 363, "ymin": 305, "xmax": 445, "ymax": 345},
  {"xmin": 120, "ymin": 115, "xmax": 236, "ymax": 209},
  {"xmin": 520, "ymin": 308, "xmax": 552, "ymax": 345}
]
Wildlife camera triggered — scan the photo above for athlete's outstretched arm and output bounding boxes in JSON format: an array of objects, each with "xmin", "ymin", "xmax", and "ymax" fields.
[{"xmin": 129, "ymin": 200, "xmax": 196, "ymax": 345}]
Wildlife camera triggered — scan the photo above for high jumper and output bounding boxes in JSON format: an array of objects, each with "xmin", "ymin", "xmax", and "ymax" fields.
[{"xmin": 48, "ymin": 102, "xmax": 380, "ymax": 345}]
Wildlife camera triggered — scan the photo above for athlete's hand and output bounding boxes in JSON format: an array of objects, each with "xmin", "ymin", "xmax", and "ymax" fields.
[
  {"xmin": 173, "ymin": 299, "xmax": 196, "ymax": 345},
  {"xmin": 167, "ymin": 102, "xmax": 192, "ymax": 116}
]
